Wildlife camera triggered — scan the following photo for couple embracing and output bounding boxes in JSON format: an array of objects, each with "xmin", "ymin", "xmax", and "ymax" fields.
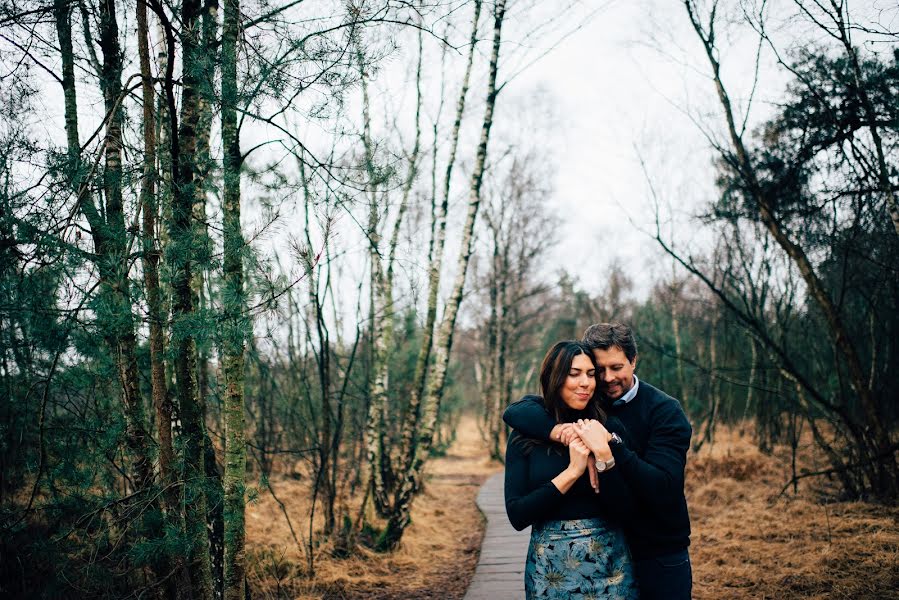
[{"xmin": 503, "ymin": 322, "xmax": 692, "ymax": 599}]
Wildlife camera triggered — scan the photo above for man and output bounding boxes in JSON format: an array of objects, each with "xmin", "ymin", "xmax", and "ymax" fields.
[{"xmin": 503, "ymin": 322, "xmax": 692, "ymax": 600}]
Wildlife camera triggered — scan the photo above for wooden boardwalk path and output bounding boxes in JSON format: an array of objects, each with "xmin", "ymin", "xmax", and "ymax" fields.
[{"xmin": 463, "ymin": 472, "xmax": 530, "ymax": 600}]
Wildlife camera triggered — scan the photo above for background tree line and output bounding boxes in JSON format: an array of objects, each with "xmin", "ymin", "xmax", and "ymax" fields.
[{"xmin": 465, "ymin": 0, "xmax": 899, "ymax": 503}]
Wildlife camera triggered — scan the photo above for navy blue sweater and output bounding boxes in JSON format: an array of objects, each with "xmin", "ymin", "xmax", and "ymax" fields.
[{"xmin": 503, "ymin": 381, "xmax": 692, "ymax": 559}]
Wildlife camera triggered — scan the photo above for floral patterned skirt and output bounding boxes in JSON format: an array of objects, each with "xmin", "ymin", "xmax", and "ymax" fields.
[{"xmin": 524, "ymin": 517, "xmax": 638, "ymax": 600}]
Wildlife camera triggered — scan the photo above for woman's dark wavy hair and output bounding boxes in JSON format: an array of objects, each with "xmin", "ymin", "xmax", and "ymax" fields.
[
  {"xmin": 540, "ymin": 340, "xmax": 606, "ymax": 425},
  {"xmin": 512, "ymin": 341, "xmax": 605, "ymax": 454}
]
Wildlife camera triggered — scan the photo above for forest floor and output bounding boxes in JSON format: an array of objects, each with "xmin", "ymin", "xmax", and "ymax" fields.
[
  {"xmin": 687, "ymin": 428, "xmax": 899, "ymax": 599},
  {"xmin": 245, "ymin": 420, "xmax": 899, "ymax": 599},
  {"xmin": 244, "ymin": 415, "xmax": 501, "ymax": 599}
]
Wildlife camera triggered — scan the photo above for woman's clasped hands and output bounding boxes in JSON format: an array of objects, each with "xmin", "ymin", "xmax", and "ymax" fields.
[
  {"xmin": 568, "ymin": 437, "xmax": 591, "ymax": 473},
  {"xmin": 551, "ymin": 419, "xmax": 615, "ymax": 494}
]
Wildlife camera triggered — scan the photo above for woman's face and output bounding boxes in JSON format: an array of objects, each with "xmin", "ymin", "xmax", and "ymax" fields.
[{"xmin": 559, "ymin": 352, "xmax": 596, "ymax": 411}]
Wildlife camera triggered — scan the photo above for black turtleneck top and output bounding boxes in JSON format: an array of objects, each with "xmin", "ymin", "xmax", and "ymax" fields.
[{"xmin": 503, "ymin": 413, "xmax": 635, "ymax": 532}]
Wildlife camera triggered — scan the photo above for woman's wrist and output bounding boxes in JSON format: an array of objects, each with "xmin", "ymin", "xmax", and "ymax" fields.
[
  {"xmin": 593, "ymin": 445, "xmax": 613, "ymax": 461},
  {"xmin": 566, "ymin": 464, "xmax": 585, "ymax": 478},
  {"xmin": 551, "ymin": 466, "xmax": 582, "ymax": 494}
]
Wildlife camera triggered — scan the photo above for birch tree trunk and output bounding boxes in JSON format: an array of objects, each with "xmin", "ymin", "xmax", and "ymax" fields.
[
  {"xmin": 380, "ymin": 0, "xmax": 507, "ymax": 549},
  {"xmin": 359, "ymin": 42, "xmax": 394, "ymax": 516},
  {"xmin": 398, "ymin": 0, "xmax": 482, "ymax": 471},
  {"xmin": 194, "ymin": 0, "xmax": 218, "ymax": 413},
  {"xmin": 742, "ymin": 332, "xmax": 757, "ymax": 427},
  {"xmin": 362, "ymin": 28, "xmax": 424, "ymax": 518},
  {"xmin": 669, "ymin": 281, "xmax": 689, "ymax": 411}
]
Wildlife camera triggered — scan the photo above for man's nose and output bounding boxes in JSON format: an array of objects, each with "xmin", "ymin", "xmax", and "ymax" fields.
[{"xmin": 604, "ymin": 371, "xmax": 615, "ymax": 382}]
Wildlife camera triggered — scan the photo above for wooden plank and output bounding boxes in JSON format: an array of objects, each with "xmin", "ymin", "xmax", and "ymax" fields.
[{"xmin": 463, "ymin": 472, "xmax": 530, "ymax": 600}]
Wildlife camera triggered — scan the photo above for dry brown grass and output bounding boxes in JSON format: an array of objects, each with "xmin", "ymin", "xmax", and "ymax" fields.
[
  {"xmin": 687, "ymin": 427, "xmax": 899, "ymax": 599},
  {"xmin": 245, "ymin": 415, "xmax": 501, "ymax": 599},
  {"xmin": 247, "ymin": 421, "xmax": 899, "ymax": 599}
]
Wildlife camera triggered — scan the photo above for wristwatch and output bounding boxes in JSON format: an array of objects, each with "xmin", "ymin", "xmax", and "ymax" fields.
[
  {"xmin": 595, "ymin": 432, "xmax": 624, "ymax": 472},
  {"xmin": 595, "ymin": 455, "xmax": 616, "ymax": 472}
]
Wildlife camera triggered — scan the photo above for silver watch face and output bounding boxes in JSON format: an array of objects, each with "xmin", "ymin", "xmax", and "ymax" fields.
[{"xmin": 595, "ymin": 461, "xmax": 608, "ymax": 472}]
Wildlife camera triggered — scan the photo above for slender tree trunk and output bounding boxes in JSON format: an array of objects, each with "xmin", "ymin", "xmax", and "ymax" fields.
[
  {"xmin": 742, "ymin": 333, "xmax": 757, "ymax": 428},
  {"xmin": 221, "ymin": 0, "xmax": 247, "ymax": 593},
  {"xmin": 386, "ymin": 28, "xmax": 424, "ymax": 483},
  {"xmin": 398, "ymin": 0, "xmax": 483, "ymax": 472},
  {"xmin": 386, "ymin": 27, "xmax": 423, "ymax": 285},
  {"xmin": 493, "ymin": 249, "xmax": 509, "ymax": 460},
  {"xmin": 53, "ymin": 0, "xmax": 82, "ymax": 181},
  {"xmin": 298, "ymin": 156, "xmax": 336, "ymax": 532},
  {"xmin": 381, "ymin": 0, "xmax": 507, "ymax": 549},
  {"xmin": 136, "ymin": 3, "xmax": 192, "ymax": 595},
  {"xmin": 296, "ymin": 157, "xmax": 338, "ymax": 535},
  {"xmin": 485, "ymin": 236, "xmax": 498, "ymax": 451},
  {"xmin": 705, "ymin": 309, "xmax": 721, "ymax": 448},
  {"xmin": 194, "ymin": 0, "xmax": 218, "ymax": 416},
  {"xmin": 137, "ymin": 0, "xmax": 177, "ymax": 511},
  {"xmin": 359, "ymin": 46, "xmax": 393, "ymax": 516},
  {"xmin": 359, "ymin": 29, "xmax": 424, "ymax": 517},
  {"xmin": 669, "ymin": 282, "xmax": 689, "ymax": 411},
  {"xmin": 170, "ymin": 0, "xmax": 214, "ymax": 590},
  {"xmin": 196, "ymin": 3, "xmax": 224, "ymax": 593},
  {"xmin": 96, "ymin": 0, "xmax": 158, "ymax": 498}
]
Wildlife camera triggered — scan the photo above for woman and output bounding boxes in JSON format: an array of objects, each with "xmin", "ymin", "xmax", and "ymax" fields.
[{"xmin": 504, "ymin": 340, "xmax": 638, "ymax": 599}]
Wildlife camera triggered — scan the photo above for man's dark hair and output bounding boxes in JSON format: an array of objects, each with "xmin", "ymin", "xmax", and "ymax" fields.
[{"xmin": 582, "ymin": 322, "xmax": 638, "ymax": 362}]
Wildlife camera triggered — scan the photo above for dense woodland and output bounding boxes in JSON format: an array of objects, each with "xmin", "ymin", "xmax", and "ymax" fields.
[{"xmin": 0, "ymin": 0, "xmax": 897, "ymax": 597}]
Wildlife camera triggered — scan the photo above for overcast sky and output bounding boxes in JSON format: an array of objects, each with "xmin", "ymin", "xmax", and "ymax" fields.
[{"xmin": 496, "ymin": 0, "xmax": 780, "ymax": 298}]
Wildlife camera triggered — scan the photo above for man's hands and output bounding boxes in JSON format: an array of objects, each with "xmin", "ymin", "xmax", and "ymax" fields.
[{"xmin": 574, "ymin": 419, "xmax": 614, "ymax": 461}]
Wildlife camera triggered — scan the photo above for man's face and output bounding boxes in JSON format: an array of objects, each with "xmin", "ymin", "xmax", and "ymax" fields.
[{"xmin": 592, "ymin": 346, "xmax": 636, "ymax": 400}]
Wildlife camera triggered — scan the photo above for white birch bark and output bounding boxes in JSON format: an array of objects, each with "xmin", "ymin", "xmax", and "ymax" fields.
[{"xmin": 381, "ymin": 0, "xmax": 507, "ymax": 548}]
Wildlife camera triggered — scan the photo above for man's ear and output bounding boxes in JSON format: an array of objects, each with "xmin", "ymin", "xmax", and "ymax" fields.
[{"xmin": 632, "ymin": 354, "xmax": 638, "ymax": 369}]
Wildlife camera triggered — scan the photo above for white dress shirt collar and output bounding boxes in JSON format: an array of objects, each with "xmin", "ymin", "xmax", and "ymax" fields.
[{"xmin": 612, "ymin": 374, "xmax": 639, "ymax": 407}]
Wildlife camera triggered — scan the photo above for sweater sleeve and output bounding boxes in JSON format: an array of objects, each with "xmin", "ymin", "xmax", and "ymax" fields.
[
  {"xmin": 502, "ymin": 395, "xmax": 555, "ymax": 441},
  {"xmin": 610, "ymin": 400, "xmax": 691, "ymax": 509},
  {"xmin": 593, "ymin": 415, "xmax": 638, "ymax": 524},
  {"xmin": 504, "ymin": 432, "xmax": 565, "ymax": 531}
]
